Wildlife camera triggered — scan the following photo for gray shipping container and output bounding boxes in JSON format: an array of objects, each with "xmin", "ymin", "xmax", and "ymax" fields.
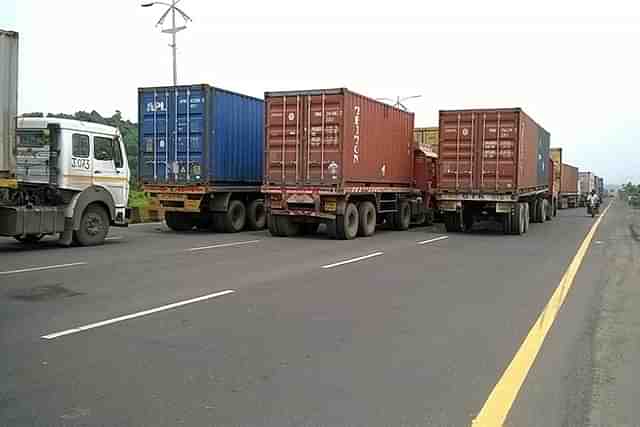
[{"xmin": 0, "ymin": 29, "xmax": 18, "ymax": 179}]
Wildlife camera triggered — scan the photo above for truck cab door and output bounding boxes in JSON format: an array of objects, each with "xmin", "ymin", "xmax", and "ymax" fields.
[{"xmin": 92, "ymin": 136, "xmax": 128, "ymax": 207}]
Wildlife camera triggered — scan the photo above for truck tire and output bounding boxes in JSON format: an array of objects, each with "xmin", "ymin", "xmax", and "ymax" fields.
[
  {"xmin": 503, "ymin": 211, "xmax": 513, "ymax": 235},
  {"xmin": 463, "ymin": 209, "xmax": 474, "ymax": 232},
  {"xmin": 14, "ymin": 234, "xmax": 44, "ymax": 244},
  {"xmin": 358, "ymin": 201, "xmax": 376, "ymax": 237},
  {"xmin": 301, "ymin": 223, "xmax": 320, "ymax": 235},
  {"xmin": 247, "ymin": 199, "xmax": 266, "ymax": 231},
  {"xmin": 444, "ymin": 212, "xmax": 462, "ymax": 232},
  {"xmin": 514, "ymin": 202, "xmax": 525, "ymax": 235},
  {"xmin": 222, "ymin": 200, "xmax": 246, "ymax": 233},
  {"xmin": 73, "ymin": 204, "xmax": 110, "ymax": 246},
  {"xmin": 267, "ymin": 214, "xmax": 283, "ymax": 237},
  {"xmin": 276, "ymin": 216, "xmax": 301, "ymax": 237},
  {"xmin": 336, "ymin": 203, "xmax": 359, "ymax": 240},
  {"xmin": 166, "ymin": 212, "xmax": 195, "ymax": 232},
  {"xmin": 544, "ymin": 199, "xmax": 552, "ymax": 221},
  {"xmin": 424, "ymin": 209, "xmax": 435, "ymax": 226},
  {"xmin": 523, "ymin": 202, "xmax": 530, "ymax": 233},
  {"xmin": 393, "ymin": 200, "xmax": 411, "ymax": 231},
  {"xmin": 195, "ymin": 213, "xmax": 212, "ymax": 231}
]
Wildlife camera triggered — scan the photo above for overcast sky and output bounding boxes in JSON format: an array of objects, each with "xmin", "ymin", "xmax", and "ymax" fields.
[{"xmin": 3, "ymin": 0, "xmax": 639, "ymax": 184}]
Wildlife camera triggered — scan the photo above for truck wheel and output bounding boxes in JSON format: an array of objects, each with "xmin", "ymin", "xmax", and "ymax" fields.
[
  {"xmin": 503, "ymin": 211, "xmax": 512, "ymax": 235},
  {"xmin": 301, "ymin": 223, "xmax": 320, "ymax": 235},
  {"xmin": 444, "ymin": 212, "xmax": 461, "ymax": 232},
  {"xmin": 358, "ymin": 201, "xmax": 376, "ymax": 237},
  {"xmin": 247, "ymin": 199, "xmax": 266, "ymax": 230},
  {"xmin": 463, "ymin": 210, "xmax": 474, "ymax": 232},
  {"xmin": 195, "ymin": 213, "xmax": 212, "ymax": 231},
  {"xmin": 165, "ymin": 212, "xmax": 194, "ymax": 231},
  {"xmin": 393, "ymin": 200, "xmax": 411, "ymax": 231},
  {"xmin": 336, "ymin": 203, "xmax": 359, "ymax": 240},
  {"xmin": 223, "ymin": 200, "xmax": 246, "ymax": 233},
  {"xmin": 14, "ymin": 234, "xmax": 44, "ymax": 244},
  {"xmin": 424, "ymin": 209, "xmax": 435, "ymax": 226},
  {"xmin": 267, "ymin": 214, "xmax": 285, "ymax": 237},
  {"xmin": 276, "ymin": 216, "xmax": 301, "ymax": 237},
  {"xmin": 524, "ymin": 202, "xmax": 530, "ymax": 233},
  {"xmin": 515, "ymin": 202, "xmax": 526, "ymax": 235},
  {"xmin": 74, "ymin": 204, "xmax": 110, "ymax": 246}
]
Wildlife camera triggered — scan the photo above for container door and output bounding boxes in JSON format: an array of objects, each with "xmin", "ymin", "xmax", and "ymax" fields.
[
  {"xmin": 265, "ymin": 95, "xmax": 303, "ymax": 184},
  {"xmin": 439, "ymin": 112, "xmax": 475, "ymax": 190},
  {"xmin": 300, "ymin": 93, "xmax": 343, "ymax": 185},
  {"xmin": 140, "ymin": 89, "xmax": 170, "ymax": 183},
  {"xmin": 174, "ymin": 87, "xmax": 205, "ymax": 182},
  {"xmin": 478, "ymin": 111, "xmax": 518, "ymax": 191}
]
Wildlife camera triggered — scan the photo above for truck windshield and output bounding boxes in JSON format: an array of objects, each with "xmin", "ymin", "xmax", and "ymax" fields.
[{"xmin": 16, "ymin": 130, "xmax": 49, "ymax": 147}]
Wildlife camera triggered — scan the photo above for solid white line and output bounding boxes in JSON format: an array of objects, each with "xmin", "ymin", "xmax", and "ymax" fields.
[
  {"xmin": 417, "ymin": 235, "xmax": 449, "ymax": 245},
  {"xmin": 187, "ymin": 240, "xmax": 261, "ymax": 252},
  {"xmin": 129, "ymin": 221, "xmax": 163, "ymax": 227},
  {"xmin": 322, "ymin": 252, "xmax": 384, "ymax": 269},
  {"xmin": 0, "ymin": 262, "xmax": 88, "ymax": 276},
  {"xmin": 105, "ymin": 236, "xmax": 123, "ymax": 241},
  {"xmin": 42, "ymin": 289, "xmax": 235, "ymax": 340}
]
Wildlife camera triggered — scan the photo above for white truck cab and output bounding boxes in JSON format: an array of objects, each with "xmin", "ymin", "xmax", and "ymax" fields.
[{"xmin": 0, "ymin": 117, "xmax": 130, "ymax": 245}]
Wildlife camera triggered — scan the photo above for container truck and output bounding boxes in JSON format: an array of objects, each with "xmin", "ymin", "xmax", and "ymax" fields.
[
  {"xmin": 263, "ymin": 88, "xmax": 437, "ymax": 239},
  {"xmin": 0, "ymin": 30, "xmax": 130, "ymax": 245},
  {"xmin": 560, "ymin": 163, "xmax": 579, "ymax": 208},
  {"xmin": 0, "ymin": 29, "xmax": 18, "ymax": 191},
  {"xmin": 0, "ymin": 117, "xmax": 131, "ymax": 245},
  {"xmin": 436, "ymin": 108, "xmax": 554, "ymax": 235},
  {"xmin": 579, "ymin": 171, "xmax": 595, "ymax": 207},
  {"xmin": 139, "ymin": 84, "xmax": 265, "ymax": 232}
]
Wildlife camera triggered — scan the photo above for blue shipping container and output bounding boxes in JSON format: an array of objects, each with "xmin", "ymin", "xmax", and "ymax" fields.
[{"xmin": 138, "ymin": 84, "xmax": 264, "ymax": 185}]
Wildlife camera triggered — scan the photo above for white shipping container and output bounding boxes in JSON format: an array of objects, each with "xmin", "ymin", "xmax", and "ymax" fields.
[{"xmin": 0, "ymin": 29, "xmax": 18, "ymax": 179}]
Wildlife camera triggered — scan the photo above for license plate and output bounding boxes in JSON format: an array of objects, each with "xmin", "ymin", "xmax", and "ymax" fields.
[{"xmin": 324, "ymin": 201, "xmax": 337, "ymax": 212}]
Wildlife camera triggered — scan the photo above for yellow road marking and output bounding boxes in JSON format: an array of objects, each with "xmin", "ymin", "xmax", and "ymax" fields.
[{"xmin": 472, "ymin": 202, "xmax": 613, "ymax": 427}]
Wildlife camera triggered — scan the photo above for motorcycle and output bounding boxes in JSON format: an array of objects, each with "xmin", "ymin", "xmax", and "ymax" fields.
[{"xmin": 587, "ymin": 199, "xmax": 599, "ymax": 217}]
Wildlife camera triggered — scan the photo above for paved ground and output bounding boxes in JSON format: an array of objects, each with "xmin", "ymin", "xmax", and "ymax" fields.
[{"xmin": 0, "ymin": 202, "xmax": 631, "ymax": 426}]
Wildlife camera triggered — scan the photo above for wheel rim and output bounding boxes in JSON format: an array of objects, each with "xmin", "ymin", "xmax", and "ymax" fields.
[
  {"xmin": 85, "ymin": 213, "xmax": 103, "ymax": 236},
  {"xmin": 366, "ymin": 209, "xmax": 374, "ymax": 226}
]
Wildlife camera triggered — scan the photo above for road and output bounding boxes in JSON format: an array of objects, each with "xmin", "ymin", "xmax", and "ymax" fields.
[{"xmin": 0, "ymin": 201, "xmax": 632, "ymax": 426}]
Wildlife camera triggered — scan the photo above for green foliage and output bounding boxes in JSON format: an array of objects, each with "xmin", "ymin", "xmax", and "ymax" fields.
[
  {"xmin": 621, "ymin": 182, "xmax": 640, "ymax": 207},
  {"xmin": 40, "ymin": 110, "xmax": 138, "ymax": 184},
  {"xmin": 128, "ymin": 189, "xmax": 149, "ymax": 209}
]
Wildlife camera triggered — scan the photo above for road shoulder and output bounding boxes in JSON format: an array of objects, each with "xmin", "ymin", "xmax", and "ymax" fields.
[{"xmin": 588, "ymin": 204, "xmax": 640, "ymax": 426}]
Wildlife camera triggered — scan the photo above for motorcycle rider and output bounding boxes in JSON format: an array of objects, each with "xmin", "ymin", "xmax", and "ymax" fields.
[{"xmin": 587, "ymin": 189, "xmax": 600, "ymax": 215}]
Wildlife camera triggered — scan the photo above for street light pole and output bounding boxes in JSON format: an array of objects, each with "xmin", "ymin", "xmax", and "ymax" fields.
[
  {"xmin": 141, "ymin": 0, "xmax": 192, "ymax": 87},
  {"xmin": 171, "ymin": 0, "xmax": 177, "ymax": 86}
]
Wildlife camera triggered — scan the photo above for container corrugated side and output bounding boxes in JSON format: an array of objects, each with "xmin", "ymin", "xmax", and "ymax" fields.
[
  {"xmin": 139, "ymin": 84, "xmax": 263, "ymax": 185},
  {"xmin": 264, "ymin": 88, "xmax": 414, "ymax": 189},
  {"xmin": 0, "ymin": 30, "xmax": 18, "ymax": 179},
  {"xmin": 210, "ymin": 88, "xmax": 263, "ymax": 184}
]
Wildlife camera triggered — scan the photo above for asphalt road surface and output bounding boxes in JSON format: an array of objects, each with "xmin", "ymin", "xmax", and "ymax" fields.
[{"xmin": 0, "ymin": 201, "xmax": 632, "ymax": 426}]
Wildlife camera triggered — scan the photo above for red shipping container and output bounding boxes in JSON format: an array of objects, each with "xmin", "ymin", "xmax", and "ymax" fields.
[
  {"xmin": 438, "ymin": 108, "xmax": 550, "ymax": 194},
  {"xmin": 264, "ymin": 88, "xmax": 414, "ymax": 191},
  {"xmin": 561, "ymin": 163, "xmax": 579, "ymax": 194}
]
